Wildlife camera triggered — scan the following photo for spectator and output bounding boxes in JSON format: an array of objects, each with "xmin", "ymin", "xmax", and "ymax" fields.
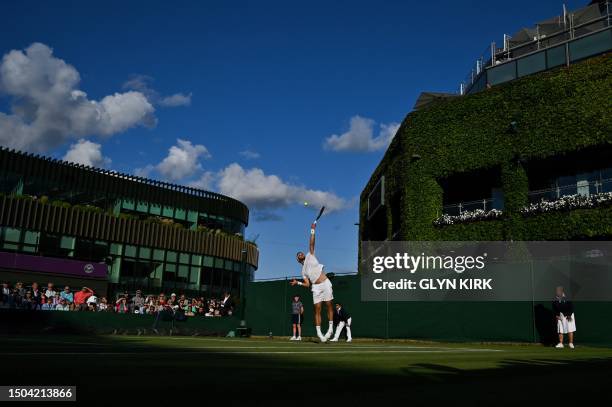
[
  {"xmin": 74, "ymin": 287, "xmax": 94, "ymax": 311},
  {"xmin": 30, "ymin": 282, "xmax": 42, "ymax": 310},
  {"xmin": 9, "ymin": 288, "xmax": 21, "ymax": 308},
  {"xmin": 131, "ymin": 290, "xmax": 145, "ymax": 314},
  {"xmin": 1, "ymin": 282, "xmax": 10, "ymax": 306},
  {"xmin": 41, "ymin": 297, "xmax": 54, "ymax": 311},
  {"xmin": 220, "ymin": 292, "xmax": 234, "ymax": 316},
  {"xmin": 15, "ymin": 282, "xmax": 25, "ymax": 298},
  {"xmin": 0, "ymin": 279, "xmax": 236, "ymax": 318},
  {"xmin": 60, "ymin": 286, "xmax": 74, "ymax": 306},
  {"xmin": 55, "ymin": 299, "xmax": 70, "ymax": 311},
  {"xmin": 22, "ymin": 291, "xmax": 34, "ymax": 310},
  {"xmin": 86, "ymin": 293, "xmax": 98, "ymax": 309},
  {"xmin": 158, "ymin": 293, "xmax": 167, "ymax": 304},
  {"xmin": 45, "ymin": 282, "xmax": 57, "ymax": 299},
  {"xmin": 115, "ymin": 297, "xmax": 129, "ymax": 313},
  {"xmin": 98, "ymin": 297, "xmax": 108, "ymax": 312}
]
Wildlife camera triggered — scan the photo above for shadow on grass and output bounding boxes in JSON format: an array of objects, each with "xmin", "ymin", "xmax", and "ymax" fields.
[{"xmin": 1, "ymin": 311, "xmax": 611, "ymax": 405}]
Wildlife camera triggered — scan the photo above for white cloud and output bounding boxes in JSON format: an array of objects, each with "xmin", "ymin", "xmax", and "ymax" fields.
[
  {"xmin": 215, "ymin": 163, "xmax": 345, "ymax": 212},
  {"xmin": 156, "ymin": 138, "xmax": 210, "ymax": 181},
  {"xmin": 189, "ymin": 171, "xmax": 216, "ymax": 190},
  {"xmin": 239, "ymin": 149, "xmax": 260, "ymax": 159},
  {"xmin": 133, "ymin": 164, "xmax": 154, "ymax": 178},
  {"xmin": 0, "ymin": 43, "xmax": 155, "ymax": 152},
  {"xmin": 159, "ymin": 93, "xmax": 192, "ymax": 107},
  {"xmin": 323, "ymin": 115, "xmax": 400, "ymax": 152},
  {"xmin": 123, "ymin": 74, "xmax": 191, "ymax": 107},
  {"xmin": 62, "ymin": 139, "xmax": 111, "ymax": 167}
]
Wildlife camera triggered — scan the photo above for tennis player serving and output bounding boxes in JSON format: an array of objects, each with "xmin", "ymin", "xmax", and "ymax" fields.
[{"xmin": 291, "ymin": 213, "xmax": 334, "ymax": 343}]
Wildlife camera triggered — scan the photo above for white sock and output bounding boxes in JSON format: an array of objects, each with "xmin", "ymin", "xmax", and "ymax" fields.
[
  {"xmin": 326, "ymin": 321, "xmax": 333, "ymax": 336},
  {"xmin": 316, "ymin": 326, "xmax": 323, "ymax": 337}
]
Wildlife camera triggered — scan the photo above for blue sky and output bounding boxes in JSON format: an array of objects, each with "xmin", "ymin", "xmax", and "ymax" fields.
[{"xmin": 0, "ymin": 0, "xmax": 585, "ymax": 279}]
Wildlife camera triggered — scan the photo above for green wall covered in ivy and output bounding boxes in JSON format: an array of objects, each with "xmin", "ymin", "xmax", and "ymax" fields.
[{"xmin": 360, "ymin": 54, "xmax": 612, "ymax": 242}]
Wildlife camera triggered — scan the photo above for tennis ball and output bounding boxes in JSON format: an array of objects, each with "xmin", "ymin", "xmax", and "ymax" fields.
[{"xmin": 304, "ymin": 202, "xmax": 308, "ymax": 206}]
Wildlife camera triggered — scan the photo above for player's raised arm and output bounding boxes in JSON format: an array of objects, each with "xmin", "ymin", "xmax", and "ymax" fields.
[
  {"xmin": 309, "ymin": 222, "xmax": 316, "ymax": 254},
  {"xmin": 290, "ymin": 277, "xmax": 310, "ymax": 288}
]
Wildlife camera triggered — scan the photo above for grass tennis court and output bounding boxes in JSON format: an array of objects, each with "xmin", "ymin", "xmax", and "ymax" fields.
[{"xmin": 1, "ymin": 334, "xmax": 611, "ymax": 404}]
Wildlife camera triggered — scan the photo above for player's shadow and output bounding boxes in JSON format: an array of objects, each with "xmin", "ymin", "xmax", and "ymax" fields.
[{"xmin": 534, "ymin": 304, "xmax": 557, "ymax": 345}]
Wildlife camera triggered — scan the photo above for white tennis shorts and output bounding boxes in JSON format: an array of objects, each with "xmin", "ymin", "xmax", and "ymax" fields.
[
  {"xmin": 557, "ymin": 313, "xmax": 576, "ymax": 334},
  {"xmin": 312, "ymin": 279, "xmax": 333, "ymax": 304}
]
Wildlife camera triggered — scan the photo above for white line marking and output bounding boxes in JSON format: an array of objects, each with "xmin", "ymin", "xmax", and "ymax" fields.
[{"xmin": 0, "ymin": 348, "xmax": 500, "ymax": 356}]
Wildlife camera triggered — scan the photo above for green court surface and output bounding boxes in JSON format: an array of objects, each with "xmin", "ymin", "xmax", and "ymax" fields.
[{"xmin": 1, "ymin": 335, "xmax": 611, "ymax": 404}]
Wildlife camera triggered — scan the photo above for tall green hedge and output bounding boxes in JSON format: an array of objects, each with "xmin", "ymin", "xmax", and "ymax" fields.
[{"xmin": 360, "ymin": 53, "xmax": 612, "ymax": 242}]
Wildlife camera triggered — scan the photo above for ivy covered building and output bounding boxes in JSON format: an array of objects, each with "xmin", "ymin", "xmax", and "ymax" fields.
[
  {"xmin": 0, "ymin": 148, "xmax": 258, "ymax": 297},
  {"xmin": 360, "ymin": 1, "xmax": 611, "ymax": 246}
]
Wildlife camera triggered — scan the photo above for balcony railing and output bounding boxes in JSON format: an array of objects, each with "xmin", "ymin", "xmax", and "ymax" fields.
[
  {"xmin": 528, "ymin": 178, "xmax": 612, "ymax": 203},
  {"xmin": 442, "ymin": 198, "xmax": 495, "ymax": 217},
  {"xmin": 459, "ymin": 1, "xmax": 611, "ymax": 95}
]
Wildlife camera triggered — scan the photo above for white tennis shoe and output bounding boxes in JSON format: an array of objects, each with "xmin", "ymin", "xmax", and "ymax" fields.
[
  {"xmin": 290, "ymin": 336, "xmax": 296, "ymax": 341},
  {"xmin": 569, "ymin": 343, "xmax": 575, "ymax": 349},
  {"xmin": 555, "ymin": 343, "xmax": 564, "ymax": 348}
]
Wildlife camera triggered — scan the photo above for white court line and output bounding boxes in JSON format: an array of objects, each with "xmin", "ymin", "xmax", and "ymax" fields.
[
  {"xmin": 0, "ymin": 348, "xmax": 500, "ymax": 356},
  {"xmin": 112, "ymin": 337, "xmax": 503, "ymax": 351},
  {"xmin": 2, "ymin": 341, "xmax": 501, "ymax": 352}
]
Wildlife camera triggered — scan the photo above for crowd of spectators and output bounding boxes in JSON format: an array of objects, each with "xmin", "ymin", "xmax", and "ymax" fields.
[{"xmin": 0, "ymin": 281, "xmax": 235, "ymax": 317}]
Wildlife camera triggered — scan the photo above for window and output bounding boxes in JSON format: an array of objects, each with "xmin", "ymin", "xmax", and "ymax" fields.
[
  {"xmin": 166, "ymin": 251, "xmax": 177, "ymax": 263},
  {"xmin": 150, "ymin": 203, "xmax": 161, "ymax": 215},
  {"xmin": 122, "ymin": 199, "xmax": 135, "ymax": 211},
  {"xmin": 1, "ymin": 227, "xmax": 21, "ymax": 251},
  {"xmin": 440, "ymin": 167, "xmax": 503, "ymax": 216},
  {"xmin": 546, "ymin": 45, "xmax": 566, "ymax": 68},
  {"xmin": 179, "ymin": 253, "xmax": 190, "ymax": 265},
  {"xmin": 110, "ymin": 243, "xmax": 122, "ymax": 256},
  {"xmin": 175, "ymin": 208, "xmax": 186, "ymax": 220},
  {"xmin": 39, "ymin": 233, "xmax": 74, "ymax": 257},
  {"xmin": 177, "ymin": 265, "xmax": 189, "ymax": 282},
  {"xmin": 136, "ymin": 200, "xmax": 149, "ymax": 212},
  {"xmin": 139, "ymin": 247, "xmax": 151, "ymax": 260},
  {"xmin": 3, "ymin": 227, "xmax": 21, "ymax": 243},
  {"xmin": 23, "ymin": 230, "xmax": 39, "ymax": 252},
  {"xmin": 390, "ymin": 192, "xmax": 402, "ymax": 237},
  {"xmin": 74, "ymin": 239, "xmax": 109, "ymax": 262},
  {"xmin": 162, "ymin": 205, "xmax": 174, "ymax": 218},
  {"xmin": 124, "ymin": 245, "xmax": 137, "ymax": 258},
  {"xmin": 517, "ymin": 51, "xmax": 546, "ymax": 78},
  {"xmin": 569, "ymin": 30, "xmax": 611, "ymax": 63},
  {"xmin": 152, "ymin": 249, "xmax": 165, "ymax": 262},
  {"xmin": 367, "ymin": 176, "xmax": 385, "ymax": 219}
]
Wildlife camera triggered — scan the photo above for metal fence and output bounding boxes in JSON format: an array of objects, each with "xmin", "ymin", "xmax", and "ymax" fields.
[
  {"xmin": 528, "ymin": 178, "xmax": 612, "ymax": 203},
  {"xmin": 442, "ymin": 198, "xmax": 495, "ymax": 217},
  {"xmin": 459, "ymin": 1, "xmax": 611, "ymax": 94}
]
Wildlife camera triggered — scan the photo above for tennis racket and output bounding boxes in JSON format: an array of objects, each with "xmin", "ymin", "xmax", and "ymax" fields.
[{"xmin": 314, "ymin": 206, "xmax": 325, "ymax": 224}]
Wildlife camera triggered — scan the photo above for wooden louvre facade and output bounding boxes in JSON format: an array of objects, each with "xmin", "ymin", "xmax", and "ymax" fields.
[
  {"xmin": 0, "ymin": 147, "xmax": 249, "ymax": 226},
  {"xmin": 0, "ymin": 196, "xmax": 258, "ymax": 267}
]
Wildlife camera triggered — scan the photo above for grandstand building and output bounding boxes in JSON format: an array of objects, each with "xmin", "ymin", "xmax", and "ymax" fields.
[
  {"xmin": 360, "ymin": 0, "xmax": 611, "ymax": 248},
  {"xmin": 0, "ymin": 148, "xmax": 258, "ymax": 297}
]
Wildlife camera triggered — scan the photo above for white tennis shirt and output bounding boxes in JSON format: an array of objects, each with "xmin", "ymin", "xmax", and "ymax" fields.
[{"xmin": 302, "ymin": 253, "xmax": 324, "ymax": 284}]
